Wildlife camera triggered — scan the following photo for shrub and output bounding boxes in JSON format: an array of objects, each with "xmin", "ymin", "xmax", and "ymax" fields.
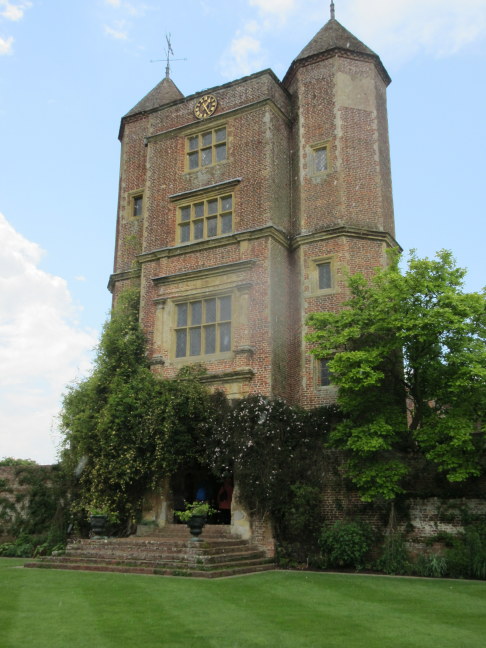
[
  {"xmin": 274, "ymin": 483, "xmax": 324, "ymax": 566},
  {"xmin": 414, "ymin": 554, "xmax": 448, "ymax": 578},
  {"xmin": 319, "ymin": 520, "xmax": 372, "ymax": 570},
  {"xmin": 446, "ymin": 522, "xmax": 486, "ymax": 579},
  {"xmin": 375, "ymin": 532, "xmax": 410, "ymax": 575},
  {"xmin": 0, "ymin": 534, "xmax": 34, "ymax": 557}
]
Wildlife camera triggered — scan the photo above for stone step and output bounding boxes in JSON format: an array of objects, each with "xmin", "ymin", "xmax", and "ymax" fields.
[
  {"xmin": 62, "ymin": 544, "xmax": 264, "ymax": 561},
  {"xmin": 33, "ymin": 553, "xmax": 271, "ymax": 570},
  {"xmin": 74, "ymin": 535, "xmax": 250, "ymax": 547},
  {"xmin": 66, "ymin": 543, "xmax": 254, "ymax": 558},
  {"xmin": 138, "ymin": 524, "xmax": 233, "ymax": 538},
  {"xmin": 24, "ymin": 525, "xmax": 275, "ymax": 579},
  {"xmin": 64, "ymin": 546, "xmax": 264, "ymax": 563},
  {"xmin": 25, "ymin": 560, "xmax": 275, "ymax": 579},
  {"xmin": 66, "ymin": 542, "xmax": 260, "ymax": 556}
]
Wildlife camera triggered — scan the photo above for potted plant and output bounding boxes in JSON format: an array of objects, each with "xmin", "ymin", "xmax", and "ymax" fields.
[{"xmin": 174, "ymin": 501, "xmax": 216, "ymax": 540}]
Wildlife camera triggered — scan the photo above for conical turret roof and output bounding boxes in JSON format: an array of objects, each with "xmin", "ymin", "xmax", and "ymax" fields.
[
  {"xmin": 296, "ymin": 18, "xmax": 377, "ymax": 61},
  {"xmin": 125, "ymin": 76, "xmax": 184, "ymax": 117},
  {"xmin": 284, "ymin": 17, "xmax": 389, "ymax": 86}
]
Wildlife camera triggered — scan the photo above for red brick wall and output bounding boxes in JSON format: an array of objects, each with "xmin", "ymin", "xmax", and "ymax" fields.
[{"xmin": 111, "ymin": 49, "xmax": 396, "ymax": 409}]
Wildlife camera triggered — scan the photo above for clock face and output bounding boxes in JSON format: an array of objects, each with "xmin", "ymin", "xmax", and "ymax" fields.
[{"xmin": 194, "ymin": 94, "xmax": 218, "ymax": 119}]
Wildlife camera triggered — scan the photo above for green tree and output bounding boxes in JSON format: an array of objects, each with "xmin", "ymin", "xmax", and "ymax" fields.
[
  {"xmin": 307, "ymin": 250, "xmax": 486, "ymax": 502},
  {"xmin": 60, "ymin": 289, "xmax": 212, "ymax": 525}
]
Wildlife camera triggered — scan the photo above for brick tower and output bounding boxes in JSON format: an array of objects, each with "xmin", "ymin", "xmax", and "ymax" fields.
[
  {"xmin": 283, "ymin": 15, "xmax": 397, "ymax": 406},
  {"xmin": 109, "ymin": 11, "xmax": 398, "ymax": 409}
]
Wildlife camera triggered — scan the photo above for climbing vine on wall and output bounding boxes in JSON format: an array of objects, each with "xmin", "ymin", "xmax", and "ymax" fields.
[
  {"xmin": 201, "ymin": 394, "xmax": 340, "ymax": 516},
  {"xmin": 60, "ymin": 290, "xmax": 213, "ymax": 527}
]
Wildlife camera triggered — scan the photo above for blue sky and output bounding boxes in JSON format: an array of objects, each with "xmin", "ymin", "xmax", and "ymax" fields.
[{"xmin": 0, "ymin": 0, "xmax": 485, "ymax": 463}]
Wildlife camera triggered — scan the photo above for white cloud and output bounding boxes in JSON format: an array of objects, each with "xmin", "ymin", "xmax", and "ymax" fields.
[
  {"xmin": 338, "ymin": 0, "xmax": 486, "ymax": 62},
  {"xmin": 222, "ymin": 0, "xmax": 486, "ymax": 77},
  {"xmin": 104, "ymin": 0, "xmax": 148, "ymax": 17},
  {"xmin": 104, "ymin": 23, "xmax": 129, "ymax": 40},
  {"xmin": 102, "ymin": 2, "xmax": 151, "ymax": 40},
  {"xmin": 249, "ymin": 0, "xmax": 296, "ymax": 14},
  {"xmin": 220, "ymin": 32, "xmax": 264, "ymax": 78},
  {"xmin": 220, "ymin": 0, "xmax": 305, "ymax": 78},
  {"xmin": 0, "ymin": 214, "xmax": 97, "ymax": 464},
  {"xmin": 0, "ymin": 1, "xmax": 32, "ymax": 22},
  {"xmin": 0, "ymin": 34, "xmax": 13, "ymax": 54},
  {"xmin": 0, "ymin": 1, "xmax": 32, "ymax": 56}
]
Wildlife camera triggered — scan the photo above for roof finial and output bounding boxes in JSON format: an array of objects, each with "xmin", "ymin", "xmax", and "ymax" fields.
[
  {"xmin": 330, "ymin": 1, "xmax": 335, "ymax": 20},
  {"xmin": 165, "ymin": 33, "xmax": 174, "ymax": 78},
  {"xmin": 150, "ymin": 33, "xmax": 187, "ymax": 78}
]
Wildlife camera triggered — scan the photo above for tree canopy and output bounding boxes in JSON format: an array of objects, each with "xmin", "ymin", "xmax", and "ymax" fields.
[{"xmin": 307, "ymin": 250, "xmax": 486, "ymax": 502}]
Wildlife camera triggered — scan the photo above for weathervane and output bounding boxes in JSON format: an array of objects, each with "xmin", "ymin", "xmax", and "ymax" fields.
[
  {"xmin": 150, "ymin": 33, "xmax": 187, "ymax": 78},
  {"xmin": 330, "ymin": 1, "xmax": 336, "ymax": 20}
]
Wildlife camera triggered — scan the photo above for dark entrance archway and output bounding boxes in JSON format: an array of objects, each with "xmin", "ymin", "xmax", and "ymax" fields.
[{"xmin": 170, "ymin": 465, "xmax": 233, "ymax": 525}]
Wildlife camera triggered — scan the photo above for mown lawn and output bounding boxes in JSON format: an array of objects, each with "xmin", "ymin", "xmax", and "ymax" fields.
[{"xmin": 1, "ymin": 558, "xmax": 485, "ymax": 648}]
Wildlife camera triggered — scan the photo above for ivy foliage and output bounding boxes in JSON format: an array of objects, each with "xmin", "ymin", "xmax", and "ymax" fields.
[
  {"xmin": 60, "ymin": 289, "xmax": 212, "ymax": 525},
  {"xmin": 0, "ymin": 462, "xmax": 69, "ymax": 555},
  {"xmin": 307, "ymin": 250, "xmax": 486, "ymax": 502},
  {"xmin": 202, "ymin": 394, "xmax": 339, "ymax": 560}
]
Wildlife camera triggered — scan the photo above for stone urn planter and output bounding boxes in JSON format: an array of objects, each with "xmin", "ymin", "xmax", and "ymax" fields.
[
  {"xmin": 186, "ymin": 514, "xmax": 207, "ymax": 541},
  {"xmin": 89, "ymin": 514, "xmax": 108, "ymax": 539},
  {"xmin": 174, "ymin": 501, "xmax": 216, "ymax": 542}
]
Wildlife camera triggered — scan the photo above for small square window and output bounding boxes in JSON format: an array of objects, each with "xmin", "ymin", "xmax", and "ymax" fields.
[
  {"xmin": 314, "ymin": 146, "xmax": 328, "ymax": 174},
  {"xmin": 317, "ymin": 262, "xmax": 332, "ymax": 290},
  {"xmin": 319, "ymin": 359, "xmax": 332, "ymax": 387},
  {"xmin": 133, "ymin": 195, "xmax": 143, "ymax": 217}
]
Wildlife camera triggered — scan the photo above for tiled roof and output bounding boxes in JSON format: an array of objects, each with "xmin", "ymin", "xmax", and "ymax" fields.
[
  {"xmin": 125, "ymin": 76, "xmax": 184, "ymax": 117},
  {"xmin": 296, "ymin": 18, "xmax": 377, "ymax": 61}
]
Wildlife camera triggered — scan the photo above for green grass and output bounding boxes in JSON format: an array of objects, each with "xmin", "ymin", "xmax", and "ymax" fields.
[{"xmin": 1, "ymin": 559, "xmax": 485, "ymax": 648}]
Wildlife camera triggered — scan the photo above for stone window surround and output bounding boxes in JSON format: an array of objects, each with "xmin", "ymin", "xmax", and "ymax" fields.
[
  {"xmin": 186, "ymin": 124, "xmax": 227, "ymax": 172},
  {"xmin": 176, "ymin": 193, "xmax": 234, "ymax": 244},
  {"xmin": 174, "ymin": 293, "xmax": 233, "ymax": 359},
  {"xmin": 314, "ymin": 356, "xmax": 336, "ymax": 391},
  {"xmin": 152, "ymin": 260, "xmax": 255, "ymax": 365},
  {"xmin": 125, "ymin": 188, "xmax": 144, "ymax": 221},
  {"xmin": 310, "ymin": 140, "xmax": 330, "ymax": 176},
  {"xmin": 308, "ymin": 254, "xmax": 338, "ymax": 295}
]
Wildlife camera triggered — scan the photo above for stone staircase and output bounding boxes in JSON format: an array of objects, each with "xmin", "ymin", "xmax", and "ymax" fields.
[{"xmin": 24, "ymin": 524, "xmax": 275, "ymax": 578}]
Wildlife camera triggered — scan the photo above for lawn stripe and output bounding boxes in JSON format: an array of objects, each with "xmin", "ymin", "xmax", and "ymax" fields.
[{"xmin": 1, "ymin": 561, "xmax": 485, "ymax": 648}]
